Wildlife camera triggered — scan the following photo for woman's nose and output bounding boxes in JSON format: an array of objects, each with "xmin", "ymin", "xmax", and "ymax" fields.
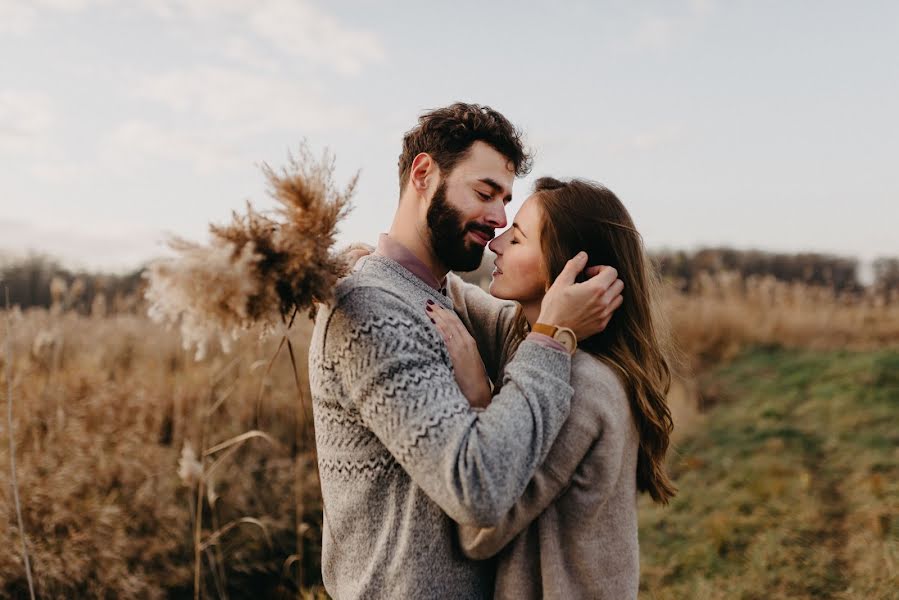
[{"xmin": 488, "ymin": 236, "xmax": 500, "ymax": 254}]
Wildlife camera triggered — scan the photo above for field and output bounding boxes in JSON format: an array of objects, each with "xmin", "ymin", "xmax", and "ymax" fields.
[
  {"xmin": 1, "ymin": 274, "xmax": 898, "ymax": 598},
  {"xmin": 639, "ymin": 348, "xmax": 898, "ymax": 599}
]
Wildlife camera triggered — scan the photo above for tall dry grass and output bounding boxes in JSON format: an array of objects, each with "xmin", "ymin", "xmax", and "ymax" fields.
[
  {"xmin": 663, "ymin": 271, "xmax": 899, "ymax": 368},
  {"xmin": 5, "ymin": 288, "xmax": 36, "ymax": 600},
  {"xmin": 0, "ymin": 306, "xmax": 324, "ymax": 598},
  {"xmin": 1, "ymin": 267, "xmax": 898, "ymax": 597}
]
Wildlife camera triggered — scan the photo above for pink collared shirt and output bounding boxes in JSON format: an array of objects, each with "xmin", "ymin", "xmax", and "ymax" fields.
[
  {"xmin": 376, "ymin": 233, "xmax": 447, "ymax": 294},
  {"xmin": 375, "ymin": 234, "xmax": 566, "ymax": 353}
]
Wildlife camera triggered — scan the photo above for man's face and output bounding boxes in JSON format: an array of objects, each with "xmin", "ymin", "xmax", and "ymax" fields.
[{"xmin": 426, "ymin": 141, "xmax": 514, "ymax": 272}]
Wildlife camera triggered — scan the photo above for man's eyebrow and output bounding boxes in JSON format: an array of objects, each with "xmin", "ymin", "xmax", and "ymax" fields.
[
  {"xmin": 512, "ymin": 222, "xmax": 527, "ymax": 238},
  {"xmin": 477, "ymin": 178, "xmax": 513, "ymax": 203}
]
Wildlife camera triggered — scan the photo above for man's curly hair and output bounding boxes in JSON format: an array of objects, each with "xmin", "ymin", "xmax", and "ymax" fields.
[{"xmin": 397, "ymin": 102, "xmax": 533, "ymax": 191}]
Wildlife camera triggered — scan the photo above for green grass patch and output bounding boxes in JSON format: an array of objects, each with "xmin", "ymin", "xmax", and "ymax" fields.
[{"xmin": 639, "ymin": 347, "xmax": 899, "ymax": 600}]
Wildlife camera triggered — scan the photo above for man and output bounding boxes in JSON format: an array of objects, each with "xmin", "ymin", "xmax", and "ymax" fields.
[{"xmin": 308, "ymin": 103, "xmax": 622, "ymax": 598}]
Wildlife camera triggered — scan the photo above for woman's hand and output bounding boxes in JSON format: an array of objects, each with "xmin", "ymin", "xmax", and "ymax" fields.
[
  {"xmin": 426, "ymin": 300, "xmax": 493, "ymax": 409},
  {"xmin": 537, "ymin": 253, "xmax": 624, "ymax": 341}
]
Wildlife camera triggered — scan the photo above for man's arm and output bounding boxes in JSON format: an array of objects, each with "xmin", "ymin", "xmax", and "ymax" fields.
[
  {"xmin": 456, "ymin": 377, "xmax": 620, "ymax": 558},
  {"xmin": 324, "ymin": 285, "xmax": 573, "ymax": 527},
  {"xmin": 457, "ymin": 461, "xmax": 583, "ymax": 559}
]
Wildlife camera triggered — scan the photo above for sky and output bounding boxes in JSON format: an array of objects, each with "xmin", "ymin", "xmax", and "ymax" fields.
[{"xmin": 1, "ymin": 0, "xmax": 897, "ymax": 276}]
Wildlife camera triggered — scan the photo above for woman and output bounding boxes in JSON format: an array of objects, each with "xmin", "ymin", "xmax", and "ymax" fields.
[{"xmin": 427, "ymin": 176, "xmax": 676, "ymax": 599}]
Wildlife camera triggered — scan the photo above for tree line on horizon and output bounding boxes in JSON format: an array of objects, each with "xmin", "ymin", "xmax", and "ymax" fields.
[{"xmin": 1, "ymin": 249, "xmax": 898, "ymax": 312}]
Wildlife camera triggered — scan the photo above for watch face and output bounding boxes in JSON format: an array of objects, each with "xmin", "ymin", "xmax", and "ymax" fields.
[{"xmin": 555, "ymin": 329, "xmax": 577, "ymax": 353}]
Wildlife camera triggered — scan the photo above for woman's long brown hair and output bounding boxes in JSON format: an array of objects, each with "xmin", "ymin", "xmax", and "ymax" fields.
[{"xmin": 529, "ymin": 176, "xmax": 677, "ymax": 504}]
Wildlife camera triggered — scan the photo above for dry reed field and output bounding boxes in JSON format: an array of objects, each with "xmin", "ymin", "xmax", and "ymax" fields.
[{"xmin": 1, "ymin": 273, "xmax": 898, "ymax": 598}]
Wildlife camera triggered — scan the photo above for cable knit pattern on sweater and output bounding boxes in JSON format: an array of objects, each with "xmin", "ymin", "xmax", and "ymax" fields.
[{"xmin": 308, "ymin": 255, "xmax": 574, "ymax": 599}]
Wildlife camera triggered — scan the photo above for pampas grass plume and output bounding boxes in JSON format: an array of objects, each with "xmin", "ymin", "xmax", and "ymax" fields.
[{"xmin": 143, "ymin": 144, "xmax": 356, "ymax": 360}]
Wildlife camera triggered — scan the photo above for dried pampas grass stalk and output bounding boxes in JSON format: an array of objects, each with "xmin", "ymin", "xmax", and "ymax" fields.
[
  {"xmin": 143, "ymin": 144, "xmax": 357, "ymax": 360},
  {"xmin": 5, "ymin": 287, "xmax": 36, "ymax": 600},
  {"xmin": 146, "ymin": 144, "xmax": 354, "ymax": 596}
]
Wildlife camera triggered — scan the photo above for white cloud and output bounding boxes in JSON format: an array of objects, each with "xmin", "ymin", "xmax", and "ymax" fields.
[
  {"xmin": 39, "ymin": 0, "xmax": 106, "ymax": 10},
  {"xmin": 632, "ymin": 15, "xmax": 678, "ymax": 50},
  {"xmin": 7, "ymin": 65, "xmax": 366, "ymax": 180},
  {"xmin": 0, "ymin": 0, "xmax": 36, "ymax": 33},
  {"xmin": 141, "ymin": 0, "xmax": 386, "ymax": 75},
  {"xmin": 2, "ymin": 0, "xmax": 386, "ymax": 76},
  {"xmin": 28, "ymin": 161, "xmax": 96, "ymax": 184},
  {"xmin": 133, "ymin": 66, "xmax": 365, "ymax": 135},
  {"xmin": 631, "ymin": 0, "xmax": 716, "ymax": 50},
  {"xmin": 100, "ymin": 119, "xmax": 244, "ymax": 175},
  {"xmin": 222, "ymin": 35, "xmax": 279, "ymax": 72},
  {"xmin": 26, "ymin": 117, "xmax": 246, "ymax": 181},
  {"xmin": 628, "ymin": 123, "xmax": 685, "ymax": 151},
  {"xmin": 0, "ymin": 0, "xmax": 111, "ymax": 33},
  {"xmin": 688, "ymin": 0, "xmax": 716, "ymax": 17},
  {"xmin": 246, "ymin": 0, "xmax": 386, "ymax": 75},
  {"xmin": 0, "ymin": 90, "xmax": 55, "ymax": 153}
]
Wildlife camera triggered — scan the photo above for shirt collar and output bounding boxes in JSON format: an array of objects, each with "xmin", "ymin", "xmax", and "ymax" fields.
[{"xmin": 376, "ymin": 233, "xmax": 447, "ymax": 294}]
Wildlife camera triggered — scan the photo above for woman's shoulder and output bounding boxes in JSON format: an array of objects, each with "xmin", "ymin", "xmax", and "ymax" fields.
[
  {"xmin": 569, "ymin": 350, "xmax": 631, "ymax": 425},
  {"xmin": 571, "ymin": 350, "xmax": 625, "ymax": 394},
  {"xmin": 445, "ymin": 272, "xmax": 520, "ymax": 332},
  {"xmin": 446, "ymin": 272, "xmax": 514, "ymax": 303}
]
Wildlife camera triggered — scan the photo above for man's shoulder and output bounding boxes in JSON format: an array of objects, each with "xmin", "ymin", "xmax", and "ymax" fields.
[
  {"xmin": 321, "ymin": 273, "xmax": 427, "ymax": 343},
  {"xmin": 317, "ymin": 274, "xmax": 440, "ymax": 364},
  {"xmin": 332, "ymin": 271, "xmax": 410, "ymax": 314}
]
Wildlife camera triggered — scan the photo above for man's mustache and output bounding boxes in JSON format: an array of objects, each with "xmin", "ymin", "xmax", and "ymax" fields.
[{"xmin": 466, "ymin": 223, "xmax": 495, "ymax": 241}]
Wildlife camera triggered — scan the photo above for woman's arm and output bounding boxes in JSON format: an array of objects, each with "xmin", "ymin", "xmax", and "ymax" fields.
[
  {"xmin": 428, "ymin": 298, "xmax": 569, "ymax": 409},
  {"xmin": 445, "ymin": 273, "xmax": 522, "ymax": 384},
  {"xmin": 427, "ymin": 300, "xmax": 494, "ymax": 409}
]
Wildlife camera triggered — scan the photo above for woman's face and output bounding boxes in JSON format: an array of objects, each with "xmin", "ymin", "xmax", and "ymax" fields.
[{"xmin": 487, "ymin": 194, "xmax": 548, "ymax": 304}]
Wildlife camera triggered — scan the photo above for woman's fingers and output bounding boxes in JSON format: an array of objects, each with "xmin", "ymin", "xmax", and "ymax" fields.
[
  {"xmin": 427, "ymin": 302, "xmax": 468, "ymax": 346},
  {"xmin": 426, "ymin": 301, "xmax": 449, "ymax": 335},
  {"xmin": 600, "ymin": 278, "xmax": 624, "ymax": 308},
  {"xmin": 431, "ymin": 314, "xmax": 451, "ymax": 344},
  {"xmin": 599, "ymin": 292, "xmax": 624, "ymax": 320}
]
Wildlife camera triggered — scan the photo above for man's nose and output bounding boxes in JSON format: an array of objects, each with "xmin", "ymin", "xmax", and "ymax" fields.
[{"xmin": 484, "ymin": 200, "xmax": 508, "ymax": 230}]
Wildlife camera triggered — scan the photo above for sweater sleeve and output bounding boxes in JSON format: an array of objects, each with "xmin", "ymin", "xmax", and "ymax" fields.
[
  {"xmin": 456, "ymin": 374, "xmax": 621, "ymax": 558},
  {"xmin": 323, "ymin": 286, "xmax": 575, "ymax": 527},
  {"xmin": 445, "ymin": 273, "xmax": 521, "ymax": 383}
]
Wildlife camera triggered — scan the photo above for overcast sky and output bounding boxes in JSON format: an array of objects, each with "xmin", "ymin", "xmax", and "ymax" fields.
[{"xmin": 1, "ymin": 0, "xmax": 897, "ymax": 274}]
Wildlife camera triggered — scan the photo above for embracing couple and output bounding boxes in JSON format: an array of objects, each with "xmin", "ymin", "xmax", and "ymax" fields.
[{"xmin": 309, "ymin": 102, "xmax": 676, "ymax": 599}]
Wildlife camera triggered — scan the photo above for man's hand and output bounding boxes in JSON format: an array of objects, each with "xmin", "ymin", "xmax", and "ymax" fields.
[
  {"xmin": 336, "ymin": 242, "xmax": 375, "ymax": 272},
  {"xmin": 536, "ymin": 252, "xmax": 624, "ymax": 341}
]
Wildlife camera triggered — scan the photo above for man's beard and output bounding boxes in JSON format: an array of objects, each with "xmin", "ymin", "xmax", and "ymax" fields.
[{"xmin": 426, "ymin": 180, "xmax": 493, "ymax": 272}]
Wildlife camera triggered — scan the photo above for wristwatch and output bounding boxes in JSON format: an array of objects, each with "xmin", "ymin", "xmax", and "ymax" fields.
[{"xmin": 532, "ymin": 322, "xmax": 577, "ymax": 355}]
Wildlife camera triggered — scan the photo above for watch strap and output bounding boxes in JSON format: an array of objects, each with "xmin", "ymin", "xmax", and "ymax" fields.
[{"xmin": 532, "ymin": 322, "xmax": 559, "ymax": 337}]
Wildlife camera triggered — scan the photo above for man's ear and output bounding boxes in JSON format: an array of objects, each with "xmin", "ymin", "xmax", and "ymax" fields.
[{"xmin": 409, "ymin": 152, "xmax": 438, "ymax": 195}]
